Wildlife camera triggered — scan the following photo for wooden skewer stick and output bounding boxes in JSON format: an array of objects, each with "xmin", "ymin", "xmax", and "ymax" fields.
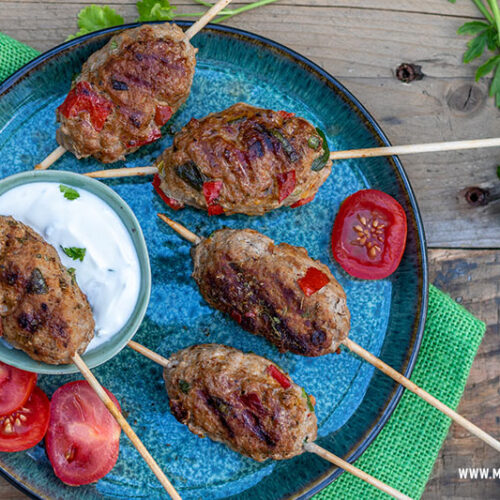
[
  {"xmin": 128, "ymin": 341, "xmax": 412, "ymax": 499},
  {"xmin": 35, "ymin": 0, "xmax": 234, "ymax": 171},
  {"xmin": 72, "ymin": 353, "xmax": 182, "ymax": 500},
  {"xmin": 83, "ymin": 136, "xmax": 500, "ymax": 179},
  {"xmin": 303, "ymin": 442, "xmax": 412, "ymax": 500},
  {"xmin": 84, "ymin": 166, "xmax": 158, "ymax": 178},
  {"xmin": 342, "ymin": 338, "xmax": 500, "ymax": 453},
  {"xmin": 128, "ymin": 340, "xmax": 412, "ymax": 500},
  {"xmin": 34, "ymin": 146, "xmax": 66, "ymax": 170},
  {"xmin": 185, "ymin": 0, "xmax": 234, "ymax": 39},
  {"xmin": 330, "ymin": 137, "xmax": 500, "ymax": 161},
  {"xmin": 159, "ymin": 214, "xmax": 500, "ymax": 453}
]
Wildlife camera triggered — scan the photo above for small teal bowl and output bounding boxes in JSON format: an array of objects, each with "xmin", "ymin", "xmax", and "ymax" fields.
[{"xmin": 0, "ymin": 170, "xmax": 152, "ymax": 375}]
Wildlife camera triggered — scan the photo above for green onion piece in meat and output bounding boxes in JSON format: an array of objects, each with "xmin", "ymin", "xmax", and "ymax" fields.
[
  {"xmin": 308, "ymin": 135, "xmax": 320, "ymax": 150},
  {"xmin": 302, "ymin": 388, "xmax": 315, "ymax": 412}
]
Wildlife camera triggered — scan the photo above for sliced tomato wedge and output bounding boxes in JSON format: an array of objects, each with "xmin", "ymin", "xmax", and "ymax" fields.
[
  {"xmin": 46, "ymin": 381, "xmax": 121, "ymax": 486},
  {"xmin": 331, "ymin": 189, "xmax": 407, "ymax": 280},
  {"xmin": 0, "ymin": 361, "xmax": 37, "ymax": 416},
  {"xmin": 0, "ymin": 387, "xmax": 50, "ymax": 452}
]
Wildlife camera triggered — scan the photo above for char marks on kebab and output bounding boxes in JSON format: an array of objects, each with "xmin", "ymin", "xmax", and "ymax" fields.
[
  {"xmin": 0, "ymin": 216, "xmax": 94, "ymax": 364},
  {"xmin": 154, "ymin": 103, "xmax": 332, "ymax": 215},
  {"xmin": 164, "ymin": 344, "xmax": 317, "ymax": 462},
  {"xmin": 191, "ymin": 228, "xmax": 349, "ymax": 355},
  {"xmin": 55, "ymin": 23, "xmax": 197, "ymax": 164}
]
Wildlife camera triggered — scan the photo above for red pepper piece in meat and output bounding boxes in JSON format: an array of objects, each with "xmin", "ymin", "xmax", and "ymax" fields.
[
  {"xmin": 230, "ymin": 310, "xmax": 242, "ymax": 324},
  {"xmin": 203, "ymin": 181, "xmax": 224, "ymax": 215},
  {"xmin": 152, "ymin": 174, "xmax": 185, "ymax": 210},
  {"xmin": 291, "ymin": 194, "xmax": 316, "ymax": 208},
  {"xmin": 155, "ymin": 105, "xmax": 173, "ymax": 127},
  {"xmin": 128, "ymin": 129, "xmax": 161, "ymax": 149},
  {"xmin": 298, "ymin": 267, "xmax": 330, "ymax": 297},
  {"xmin": 267, "ymin": 365, "xmax": 291, "ymax": 389},
  {"xmin": 277, "ymin": 170, "xmax": 296, "ymax": 203},
  {"xmin": 57, "ymin": 82, "xmax": 113, "ymax": 132},
  {"xmin": 207, "ymin": 204, "xmax": 224, "ymax": 216},
  {"xmin": 203, "ymin": 181, "xmax": 223, "ymax": 205},
  {"xmin": 278, "ymin": 110, "xmax": 295, "ymax": 120}
]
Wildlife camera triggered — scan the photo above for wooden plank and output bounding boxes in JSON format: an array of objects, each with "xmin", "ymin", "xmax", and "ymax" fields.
[
  {"xmin": 341, "ymin": 77, "xmax": 500, "ymax": 249},
  {"xmin": 424, "ymin": 249, "xmax": 500, "ymax": 499},
  {"xmin": 0, "ymin": 2, "xmax": 489, "ymax": 79}
]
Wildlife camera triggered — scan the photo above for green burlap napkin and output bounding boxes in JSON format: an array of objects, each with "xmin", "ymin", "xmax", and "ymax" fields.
[{"xmin": 0, "ymin": 32, "xmax": 487, "ymax": 499}]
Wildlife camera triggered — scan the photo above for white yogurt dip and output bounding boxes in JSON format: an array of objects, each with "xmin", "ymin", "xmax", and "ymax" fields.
[{"xmin": 0, "ymin": 182, "xmax": 141, "ymax": 352}]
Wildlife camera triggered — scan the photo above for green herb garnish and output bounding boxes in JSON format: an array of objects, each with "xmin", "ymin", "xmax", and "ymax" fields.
[
  {"xmin": 68, "ymin": 1, "xmax": 280, "ymax": 40},
  {"xmin": 109, "ymin": 40, "xmax": 118, "ymax": 50},
  {"xmin": 61, "ymin": 246, "xmax": 86, "ymax": 262},
  {"xmin": 67, "ymin": 5, "xmax": 125, "ymax": 40},
  {"xmin": 301, "ymin": 388, "xmax": 315, "ymax": 412},
  {"xmin": 449, "ymin": 0, "xmax": 500, "ymax": 106},
  {"xmin": 178, "ymin": 379, "xmax": 191, "ymax": 394},
  {"xmin": 59, "ymin": 184, "xmax": 80, "ymax": 201}
]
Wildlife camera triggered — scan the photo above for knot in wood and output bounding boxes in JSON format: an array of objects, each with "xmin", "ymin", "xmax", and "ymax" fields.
[
  {"xmin": 447, "ymin": 83, "xmax": 485, "ymax": 115},
  {"xmin": 395, "ymin": 63, "xmax": 424, "ymax": 83},
  {"xmin": 464, "ymin": 187, "xmax": 489, "ymax": 207}
]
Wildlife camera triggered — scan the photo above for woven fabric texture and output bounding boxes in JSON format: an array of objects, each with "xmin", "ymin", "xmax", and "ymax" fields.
[
  {"xmin": 0, "ymin": 32, "xmax": 487, "ymax": 500},
  {"xmin": 0, "ymin": 32, "xmax": 39, "ymax": 83}
]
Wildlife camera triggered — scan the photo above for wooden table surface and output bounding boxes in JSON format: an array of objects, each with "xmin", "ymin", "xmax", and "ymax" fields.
[{"xmin": 1, "ymin": 1, "xmax": 499, "ymax": 498}]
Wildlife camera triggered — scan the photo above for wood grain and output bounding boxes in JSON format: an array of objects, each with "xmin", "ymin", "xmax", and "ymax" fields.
[{"xmin": 0, "ymin": 1, "xmax": 499, "ymax": 499}]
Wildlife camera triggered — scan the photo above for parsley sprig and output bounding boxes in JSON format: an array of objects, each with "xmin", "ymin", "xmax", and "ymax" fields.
[
  {"xmin": 449, "ymin": 0, "xmax": 500, "ymax": 106},
  {"xmin": 61, "ymin": 246, "xmax": 87, "ymax": 262},
  {"xmin": 68, "ymin": 1, "xmax": 280, "ymax": 40}
]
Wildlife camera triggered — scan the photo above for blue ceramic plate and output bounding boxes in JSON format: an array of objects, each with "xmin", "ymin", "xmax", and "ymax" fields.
[{"xmin": 0, "ymin": 22, "xmax": 427, "ymax": 500}]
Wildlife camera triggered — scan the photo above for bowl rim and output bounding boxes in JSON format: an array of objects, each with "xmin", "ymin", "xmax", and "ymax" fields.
[
  {"xmin": 0, "ymin": 170, "xmax": 152, "ymax": 375},
  {"xmin": 0, "ymin": 20, "xmax": 427, "ymax": 500}
]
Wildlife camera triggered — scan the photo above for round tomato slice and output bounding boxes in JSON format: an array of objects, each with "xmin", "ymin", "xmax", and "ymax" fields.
[
  {"xmin": 0, "ymin": 387, "xmax": 50, "ymax": 452},
  {"xmin": 331, "ymin": 189, "xmax": 407, "ymax": 280},
  {"xmin": 0, "ymin": 361, "xmax": 37, "ymax": 416},
  {"xmin": 46, "ymin": 380, "xmax": 121, "ymax": 486}
]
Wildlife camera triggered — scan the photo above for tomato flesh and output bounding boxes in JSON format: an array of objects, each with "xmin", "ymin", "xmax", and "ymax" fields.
[
  {"xmin": 331, "ymin": 189, "xmax": 407, "ymax": 280},
  {"xmin": 0, "ymin": 387, "xmax": 50, "ymax": 452},
  {"xmin": 0, "ymin": 361, "xmax": 37, "ymax": 416},
  {"xmin": 291, "ymin": 194, "xmax": 315, "ymax": 208},
  {"xmin": 46, "ymin": 381, "xmax": 121, "ymax": 486}
]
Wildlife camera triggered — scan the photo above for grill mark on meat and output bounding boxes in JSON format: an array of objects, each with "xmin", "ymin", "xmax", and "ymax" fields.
[
  {"xmin": 170, "ymin": 400, "xmax": 188, "ymax": 423},
  {"xmin": 17, "ymin": 312, "xmax": 40, "ymax": 333},
  {"xmin": 199, "ymin": 391, "xmax": 235, "ymax": 439},
  {"xmin": 241, "ymin": 410, "xmax": 276, "ymax": 447}
]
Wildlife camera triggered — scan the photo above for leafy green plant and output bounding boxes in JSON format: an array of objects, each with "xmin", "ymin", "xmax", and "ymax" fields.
[
  {"xmin": 68, "ymin": 1, "xmax": 279, "ymax": 40},
  {"xmin": 449, "ymin": 0, "xmax": 500, "ymax": 106}
]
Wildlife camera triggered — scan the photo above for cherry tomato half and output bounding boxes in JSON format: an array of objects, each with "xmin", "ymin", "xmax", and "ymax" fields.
[
  {"xmin": 46, "ymin": 381, "xmax": 121, "ymax": 486},
  {"xmin": 0, "ymin": 387, "xmax": 50, "ymax": 452},
  {"xmin": 331, "ymin": 189, "xmax": 407, "ymax": 280},
  {"xmin": 0, "ymin": 361, "xmax": 37, "ymax": 416}
]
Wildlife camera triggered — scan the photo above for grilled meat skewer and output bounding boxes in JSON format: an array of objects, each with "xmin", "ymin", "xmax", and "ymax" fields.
[
  {"xmin": 128, "ymin": 340, "xmax": 411, "ymax": 499},
  {"xmin": 191, "ymin": 228, "xmax": 349, "ymax": 356},
  {"xmin": 154, "ymin": 103, "xmax": 332, "ymax": 215},
  {"xmin": 0, "ymin": 216, "xmax": 94, "ymax": 364},
  {"xmin": 56, "ymin": 23, "xmax": 197, "ymax": 164},
  {"xmin": 164, "ymin": 343, "xmax": 317, "ymax": 461},
  {"xmin": 160, "ymin": 214, "xmax": 500, "ymax": 454}
]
